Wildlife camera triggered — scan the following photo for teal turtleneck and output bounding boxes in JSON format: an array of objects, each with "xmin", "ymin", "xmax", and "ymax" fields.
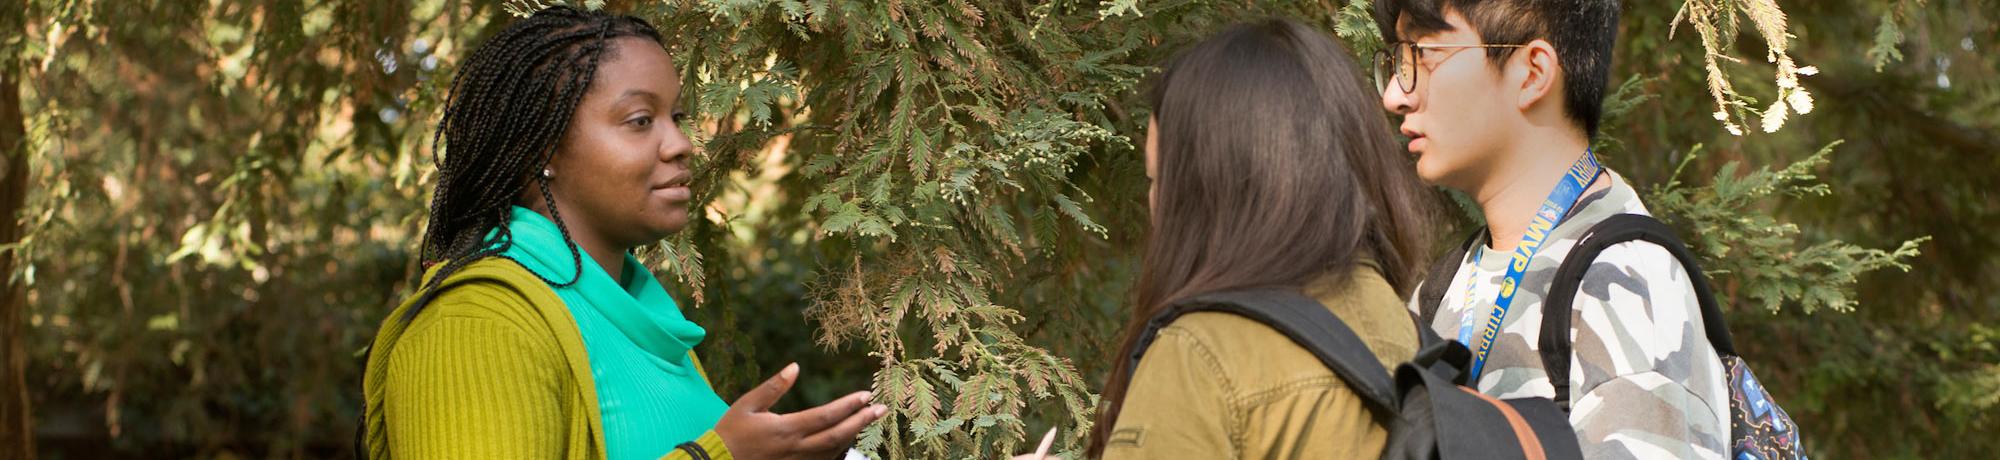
[{"xmin": 494, "ymin": 206, "xmax": 728, "ymax": 460}]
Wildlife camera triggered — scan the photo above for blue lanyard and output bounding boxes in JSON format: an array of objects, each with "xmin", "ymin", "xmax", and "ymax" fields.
[{"xmin": 1456, "ymin": 151, "xmax": 1603, "ymax": 381}]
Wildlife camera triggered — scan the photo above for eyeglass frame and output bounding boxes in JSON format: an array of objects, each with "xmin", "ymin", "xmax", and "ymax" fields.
[{"xmin": 1373, "ymin": 42, "xmax": 1529, "ymax": 94}]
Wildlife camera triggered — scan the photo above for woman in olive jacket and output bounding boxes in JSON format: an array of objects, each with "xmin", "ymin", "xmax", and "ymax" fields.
[{"xmin": 1084, "ymin": 19, "xmax": 1435, "ymax": 459}]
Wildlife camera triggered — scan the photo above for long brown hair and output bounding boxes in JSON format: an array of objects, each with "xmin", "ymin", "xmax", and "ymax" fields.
[{"xmin": 1086, "ymin": 19, "xmax": 1434, "ymax": 457}]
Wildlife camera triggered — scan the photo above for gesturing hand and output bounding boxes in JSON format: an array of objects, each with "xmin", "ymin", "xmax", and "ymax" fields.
[{"xmin": 714, "ymin": 363, "xmax": 888, "ymax": 460}]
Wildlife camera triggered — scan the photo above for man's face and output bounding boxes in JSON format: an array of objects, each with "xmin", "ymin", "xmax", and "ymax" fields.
[{"xmin": 1380, "ymin": 10, "xmax": 1520, "ymax": 192}]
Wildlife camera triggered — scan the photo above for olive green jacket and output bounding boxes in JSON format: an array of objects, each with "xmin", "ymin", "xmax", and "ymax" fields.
[{"xmin": 1103, "ymin": 264, "xmax": 1417, "ymax": 459}]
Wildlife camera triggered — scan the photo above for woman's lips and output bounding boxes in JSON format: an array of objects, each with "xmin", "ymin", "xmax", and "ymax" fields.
[
  {"xmin": 653, "ymin": 185, "xmax": 692, "ymax": 201},
  {"xmin": 1407, "ymin": 136, "xmax": 1427, "ymax": 155}
]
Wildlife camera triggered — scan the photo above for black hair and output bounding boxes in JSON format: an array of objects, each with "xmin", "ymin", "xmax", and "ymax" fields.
[
  {"xmin": 1372, "ymin": 0, "xmax": 1621, "ymax": 138},
  {"xmin": 406, "ymin": 5, "xmax": 665, "ymax": 319}
]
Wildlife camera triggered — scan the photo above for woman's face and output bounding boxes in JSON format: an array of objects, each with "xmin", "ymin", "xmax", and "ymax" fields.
[{"xmin": 544, "ymin": 36, "xmax": 694, "ymax": 249}]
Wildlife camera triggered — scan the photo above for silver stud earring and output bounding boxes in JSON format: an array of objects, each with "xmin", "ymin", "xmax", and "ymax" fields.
[{"xmin": 541, "ymin": 168, "xmax": 554, "ymax": 179}]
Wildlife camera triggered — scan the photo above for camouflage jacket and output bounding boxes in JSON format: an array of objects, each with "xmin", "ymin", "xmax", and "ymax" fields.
[{"xmin": 1409, "ymin": 171, "xmax": 1729, "ymax": 459}]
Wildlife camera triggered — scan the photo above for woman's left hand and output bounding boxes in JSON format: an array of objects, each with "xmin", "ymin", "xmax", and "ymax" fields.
[{"xmin": 1008, "ymin": 427, "xmax": 1060, "ymax": 460}]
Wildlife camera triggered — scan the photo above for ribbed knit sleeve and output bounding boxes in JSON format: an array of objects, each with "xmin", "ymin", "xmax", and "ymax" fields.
[
  {"xmin": 656, "ymin": 430, "xmax": 733, "ymax": 460},
  {"xmin": 384, "ymin": 309, "xmax": 571, "ymax": 458}
]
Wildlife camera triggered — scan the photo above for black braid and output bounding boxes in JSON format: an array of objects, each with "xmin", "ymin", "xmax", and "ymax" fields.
[{"xmin": 401, "ymin": 5, "xmax": 665, "ymax": 321}]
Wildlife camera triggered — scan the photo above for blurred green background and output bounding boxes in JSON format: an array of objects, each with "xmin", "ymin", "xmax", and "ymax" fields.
[{"xmin": 2, "ymin": 0, "xmax": 1994, "ymax": 458}]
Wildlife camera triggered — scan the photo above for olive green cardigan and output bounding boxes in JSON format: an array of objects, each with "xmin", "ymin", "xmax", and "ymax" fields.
[{"xmin": 361, "ymin": 258, "xmax": 733, "ymax": 459}]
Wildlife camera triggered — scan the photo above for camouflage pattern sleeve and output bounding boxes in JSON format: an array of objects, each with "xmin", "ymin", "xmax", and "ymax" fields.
[{"xmin": 1564, "ymin": 241, "xmax": 1730, "ymax": 460}]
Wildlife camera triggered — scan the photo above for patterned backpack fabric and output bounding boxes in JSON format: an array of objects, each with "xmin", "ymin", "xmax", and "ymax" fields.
[
  {"xmin": 1542, "ymin": 214, "xmax": 1807, "ymax": 460},
  {"xmin": 1723, "ymin": 356, "xmax": 1803, "ymax": 459}
]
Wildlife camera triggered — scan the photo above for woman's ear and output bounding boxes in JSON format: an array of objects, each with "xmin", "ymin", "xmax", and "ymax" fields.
[{"xmin": 1514, "ymin": 39, "xmax": 1561, "ymax": 111}]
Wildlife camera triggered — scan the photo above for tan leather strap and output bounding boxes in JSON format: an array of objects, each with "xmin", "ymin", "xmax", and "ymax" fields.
[{"xmin": 1459, "ymin": 387, "xmax": 1548, "ymax": 460}]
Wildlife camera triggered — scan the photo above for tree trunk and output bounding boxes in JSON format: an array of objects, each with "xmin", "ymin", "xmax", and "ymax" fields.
[{"xmin": 0, "ymin": 58, "xmax": 36, "ymax": 460}]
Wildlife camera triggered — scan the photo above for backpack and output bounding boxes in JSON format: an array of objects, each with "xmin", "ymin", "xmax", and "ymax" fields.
[
  {"xmin": 1126, "ymin": 288, "xmax": 1583, "ymax": 460},
  {"xmin": 1417, "ymin": 214, "xmax": 1807, "ymax": 459}
]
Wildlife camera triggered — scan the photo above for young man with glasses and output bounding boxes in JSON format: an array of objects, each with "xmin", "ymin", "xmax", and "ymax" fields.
[{"xmin": 1373, "ymin": 1, "xmax": 1727, "ymax": 458}]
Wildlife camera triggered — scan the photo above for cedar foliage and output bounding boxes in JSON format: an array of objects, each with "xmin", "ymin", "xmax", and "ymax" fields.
[{"xmin": 5, "ymin": 0, "xmax": 1990, "ymax": 458}]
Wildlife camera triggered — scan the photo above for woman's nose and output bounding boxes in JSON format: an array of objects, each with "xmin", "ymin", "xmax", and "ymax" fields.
[{"xmin": 661, "ymin": 125, "xmax": 693, "ymax": 162}]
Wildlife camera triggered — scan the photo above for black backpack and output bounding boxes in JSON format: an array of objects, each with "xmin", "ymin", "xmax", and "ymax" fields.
[
  {"xmin": 1416, "ymin": 214, "xmax": 1807, "ymax": 459},
  {"xmin": 1127, "ymin": 288, "xmax": 1583, "ymax": 460}
]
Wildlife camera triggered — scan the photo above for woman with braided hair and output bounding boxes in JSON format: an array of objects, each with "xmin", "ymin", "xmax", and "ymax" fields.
[{"xmin": 360, "ymin": 6, "xmax": 884, "ymax": 460}]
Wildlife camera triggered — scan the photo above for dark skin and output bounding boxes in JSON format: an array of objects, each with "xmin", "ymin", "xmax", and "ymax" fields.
[{"xmin": 523, "ymin": 36, "xmax": 887, "ymax": 460}]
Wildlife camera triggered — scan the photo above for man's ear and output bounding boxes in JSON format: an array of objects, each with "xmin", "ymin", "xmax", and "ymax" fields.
[{"xmin": 1513, "ymin": 39, "xmax": 1561, "ymax": 111}]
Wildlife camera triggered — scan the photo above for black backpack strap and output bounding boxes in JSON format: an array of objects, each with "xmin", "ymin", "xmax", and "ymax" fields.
[
  {"xmin": 1540, "ymin": 214, "xmax": 1737, "ymax": 408},
  {"xmin": 1417, "ymin": 229, "xmax": 1486, "ymax": 333},
  {"xmin": 1128, "ymin": 288, "xmax": 1400, "ymax": 413}
]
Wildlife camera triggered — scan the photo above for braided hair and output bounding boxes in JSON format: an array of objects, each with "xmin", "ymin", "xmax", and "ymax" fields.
[{"xmin": 405, "ymin": 6, "xmax": 665, "ymax": 319}]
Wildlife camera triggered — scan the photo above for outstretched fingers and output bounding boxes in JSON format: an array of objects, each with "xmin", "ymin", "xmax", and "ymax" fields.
[
  {"xmin": 732, "ymin": 362, "xmax": 800, "ymax": 413},
  {"xmin": 787, "ymin": 390, "xmax": 873, "ymax": 433},
  {"xmin": 799, "ymin": 403, "xmax": 889, "ymax": 452}
]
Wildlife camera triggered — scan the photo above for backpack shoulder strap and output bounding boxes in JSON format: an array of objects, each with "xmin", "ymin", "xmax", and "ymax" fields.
[
  {"xmin": 1417, "ymin": 228, "xmax": 1486, "ymax": 332},
  {"xmin": 1540, "ymin": 214, "xmax": 1736, "ymax": 408},
  {"xmin": 1128, "ymin": 288, "xmax": 1400, "ymax": 413}
]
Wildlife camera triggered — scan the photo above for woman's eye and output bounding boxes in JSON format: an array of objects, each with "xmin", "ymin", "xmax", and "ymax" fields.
[
  {"xmin": 627, "ymin": 116, "xmax": 653, "ymax": 128},
  {"xmin": 671, "ymin": 112, "xmax": 689, "ymax": 124}
]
